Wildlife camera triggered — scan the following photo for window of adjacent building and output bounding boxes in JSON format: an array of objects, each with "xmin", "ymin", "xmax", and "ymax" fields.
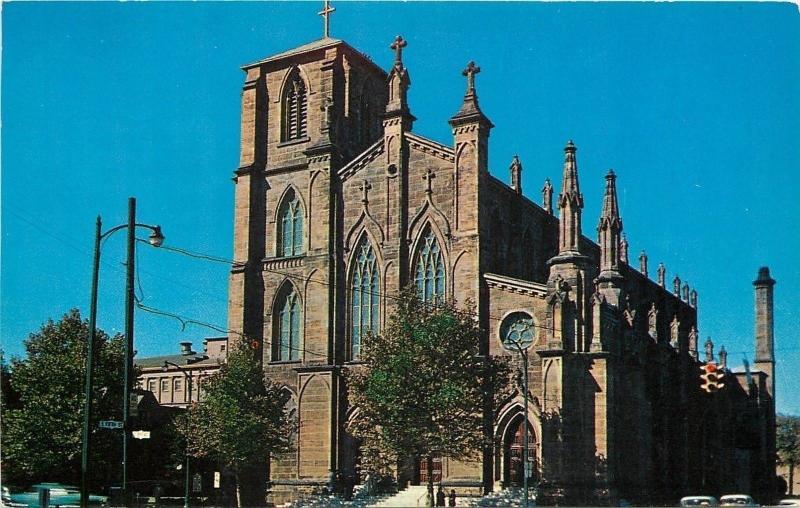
[
  {"xmin": 161, "ymin": 379, "xmax": 169, "ymax": 392},
  {"xmin": 275, "ymin": 285, "xmax": 301, "ymax": 361},
  {"xmin": 148, "ymin": 379, "xmax": 157, "ymax": 392},
  {"xmin": 174, "ymin": 378, "xmax": 182, "ymax": 392},
  {"xmin": 351, "ymin": 238, "xmax": 379, "ymax": 360},
  {"xmin": 281, "ymin": 70, "xmax": 307, "ymax": 142},
  {"xmin": 414, "ymin": 230, "xmax": 445, "ymax": 303},
  {"xmin": 278, "ymin": 189, "xmax": 304, "ymax": 257},
  {"xmin": 500, "ymin": 312, "xmax": 536, "ymax": 348}
]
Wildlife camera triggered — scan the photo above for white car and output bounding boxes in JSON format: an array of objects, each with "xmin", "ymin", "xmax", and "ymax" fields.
[
  {"xmin": 681, "ymin": 496, "xmax": 720, "ymax": 506},
  {"xmin": 778, "ymin": 500, "xmax": 800, "ymax": 506},
  {"xmin": 720, "ymin": 494, "xmax": 757, "ymax": 507}
]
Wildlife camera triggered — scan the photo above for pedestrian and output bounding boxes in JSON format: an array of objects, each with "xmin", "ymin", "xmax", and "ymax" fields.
[
  {"xmin": 448, "ymin": 489, "xmax": 456, "ymax": 507},
  {"xmin": 436, "ymin": 486, "xmax": 446, "ymax": 507}
]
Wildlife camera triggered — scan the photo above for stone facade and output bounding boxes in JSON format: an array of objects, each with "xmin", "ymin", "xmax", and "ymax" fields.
[{"xmin": 227, "ymin": 34, "xmax": 777, "ymax": 505}]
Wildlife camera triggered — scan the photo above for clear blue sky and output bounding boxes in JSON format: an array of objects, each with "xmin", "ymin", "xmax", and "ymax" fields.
[{"xmin": 2, "ymin": 2, "xmax": 799, "ymax": 412}]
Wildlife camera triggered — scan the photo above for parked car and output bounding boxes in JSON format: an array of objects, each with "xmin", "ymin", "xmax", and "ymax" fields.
[
  {"xmin": 681, "ymin": 496, "xmax": 721, "ymax": 507},
  {"xmin": 777, "ymin": 500, "xmax": 800, "ymax": 506},
  {"xmin": 720, "ymin": 494, "xmax": 757, "ymax": 507},
  {"xmin": 6, "ymin": 483, "xmax": 106, "ymax": 507}
]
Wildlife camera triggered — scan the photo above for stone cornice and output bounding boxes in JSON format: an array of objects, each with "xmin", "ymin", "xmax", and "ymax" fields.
[
  {"xmin": 484, "ymin": 272, "xmax": 548, "ymax": 298},
  {"xmin": 407, "ymin": 133, "xmax": 455, "ymax": 162},
  {"xmin": 338, "ymin": 138, "xmax": 385, "ymax": 179}
]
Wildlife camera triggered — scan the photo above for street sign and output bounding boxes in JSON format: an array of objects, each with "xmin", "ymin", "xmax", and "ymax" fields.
[
  {"xmin": 99, "ymin": 420, "xmax": 124, "ymax": 429},
  {"xmin": 132, "ymin": 430, "xmax": 151, "ymax": 439},
  {"xmin": 214, "ymin": 472, "xmax": 221, "ymax": 489}
]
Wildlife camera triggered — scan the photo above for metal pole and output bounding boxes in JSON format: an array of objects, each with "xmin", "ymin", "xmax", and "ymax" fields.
[
  {"xmin": 522, "ymin": 348, "xmax": 529, "ymax": 508},
  {"xmin": 185, "ymin": 373, "xmax": 192, "ymax": 508},
  {"xmin": 81, "ymin": 216, "xmax": 102, "ymax": 508},
  {"xmin": 122, "ymin": 197, "xmax": 136, "ymax": 498}
]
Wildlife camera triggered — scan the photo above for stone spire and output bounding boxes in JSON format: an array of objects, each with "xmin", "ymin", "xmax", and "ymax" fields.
[
  {"xmin": 619, "ymin": 234, "xmax": 629, "ymax": 264},
  {"xmin": 718, "ymin": 345, "xmax": 728, "ymax": 369},
  {"xmin": 542, "ymin": 178, "xmax": 553, "ymax": 214},
  {"xmin": 690, "ymin": 289, "xmax": 698, "ymax": 308},
  {"xmin": 597, "ymin": 169, "xmax": 623, "ymax": 278},
  {"xmin": 639, "ymin": 250, "xmax": 648, "ymax": 278},
  {"xmin": 704, "ymin": 336, "xmax": 714, "ymax": 363},
  {"xmin": 385, "ymin": 35, "xmax": 413, "ymax": 121},
  {"xmin": 557, "ymin": 140, "xmax": 583, "ymax": 255},
  {"xmin": 682, "ymin": 282, "xmax": 690, "ymax": 302},
  {"xmin": 673, "ymin": 274, "xmax": 681, "ymax": 296},
  {"xmin": 657, "ymin": 262, "xmax": 666, "ymax": 287},
  {"xmin": 510, "ymin": 155, "xmax": 523, "ymax": 195},
  {"xmin": 449, "ymin": 61, "xmax": 492, "ymax": 129}
]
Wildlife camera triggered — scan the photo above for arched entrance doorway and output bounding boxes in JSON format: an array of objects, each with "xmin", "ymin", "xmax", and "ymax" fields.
[{"xmin": 503, "ymin": 416, "xmax": 537, "ymax": 487}]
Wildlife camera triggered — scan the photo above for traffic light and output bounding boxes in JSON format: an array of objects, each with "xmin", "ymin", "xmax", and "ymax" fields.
[{"xmin": 699, "ymin": 362, "xmax": 725, "ymax": 393}]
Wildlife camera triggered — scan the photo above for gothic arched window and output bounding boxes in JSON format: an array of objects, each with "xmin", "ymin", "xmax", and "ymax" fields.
[
  {"xmin": 500, "ymin": 312, "xmax": 535, "ymax": 348},
  {"xmin": 278, "ymin": 189, "xmax": 304, "ymax": 257},
  {"xmin": 275, "ymin": 285, "xmax": 301, "ymax": 361},
  {"xmin": 414, "ymin": 230, "xmax": 446, "ymax": 304},
  {"xmin": 282, "ymin": 71, "xmax": 308, "ymax": 142},
  {"xmin": 350, "ymin": 238, "xmax": 379, "ymax": 360}
]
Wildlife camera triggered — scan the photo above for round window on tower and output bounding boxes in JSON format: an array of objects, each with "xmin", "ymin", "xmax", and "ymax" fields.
[{"xmin": 499, "ymin": 312, "xmax": 536, "ymax": 351}]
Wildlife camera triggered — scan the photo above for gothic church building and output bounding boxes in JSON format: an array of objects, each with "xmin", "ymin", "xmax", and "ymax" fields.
[{"xmin": 227, "ymin": 31, "xmax": 776, "ymax": 505}]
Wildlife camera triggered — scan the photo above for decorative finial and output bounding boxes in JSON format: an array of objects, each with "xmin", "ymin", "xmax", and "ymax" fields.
[
  {"xmin": 639, "ymin": 250, "xmax": 648, "ymax": 278},
  {"xmin": 657, "ymin": 262, "xmax": 666, "ymax": 287},
  {"xmin": 673, "ymin": 274, "xmax": 681, "ymax": 296},
  {"xmin": 565, "ymin": 139, "xmax": 576, "ymax": 152},
  {"xmin": 619, "ymin": 234, "xmax": 629, "ymax": 264},
  {"xmin": 704, "ymin": 336, "xmax": 714, "ymax": 363},
  {"xmin": 510, "ymin": 155, "xmax": 522, "ymax": 195},
  {"xmin": 318, "ymin": 0, "xmax": 335, "ymax": 38},
  {"xmin": 690, "ymin": 289, "xmax": 698, "ymax": 308},
  {"xmin": 542, "ymin": 178, "xmax": 553, "ymax": 215},
  {"xmin": 358, "ymin": 179, "xmax": 372, "ymax": 205},
  {"xmin": 390, "ymin": 35, "xmax": 407, "ymax": 69},
  {"xmin": 423, "ymin": 168, "xmax": 436, "ymax": 195},
  {"xmin": 462, "ymin": 61, "xmax": 481, "ymax": 95}
]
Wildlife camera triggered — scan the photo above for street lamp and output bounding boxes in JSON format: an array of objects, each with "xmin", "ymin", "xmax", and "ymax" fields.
[
  {"xmin": 81, "ymin": 197, "xmax": 164, "ymax": 508},
  {"xmin": 163, "ymin": 361, "xmax": 193, "ymax": 508},
  {"xmin": 501, "ymin": 320, "xmax": 535, "ymax": 508}
]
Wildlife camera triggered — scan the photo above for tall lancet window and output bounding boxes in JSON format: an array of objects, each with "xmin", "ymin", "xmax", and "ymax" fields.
[
  {"xmin": 414, "ymin": 230, "xmax": 446, "ymax": 304},
  {"xmin": 275, "ymin": 285, "xmax": 301, "ymax": 362},
  {"xmin": 278, "ymin": 189, "xmax": 304, "ymax": 257},
  {"xmin": 282, "ymin": 71, "xmax": 308, "ymax": 141},
  {"xmin": 351, "ymin": 238, "xmax": 380, "ymax": 360}
]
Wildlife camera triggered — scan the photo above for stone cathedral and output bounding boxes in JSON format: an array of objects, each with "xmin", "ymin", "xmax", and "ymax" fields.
[{"xmin": 227, "ymin": 26, "xmax": 777, "ymax": 505}]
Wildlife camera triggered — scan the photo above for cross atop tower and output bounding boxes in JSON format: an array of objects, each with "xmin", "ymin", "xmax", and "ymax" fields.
[
  {"xmin": 318, "ymin": 0, "xmax": 335, "ymax": 38},
  {"xmin": 462, "ymin": 61, "xmax": 481, "ymax": 94},
  {"xmin": 390, "ymin": 35, "xmax": 407, "ymax": 68}
]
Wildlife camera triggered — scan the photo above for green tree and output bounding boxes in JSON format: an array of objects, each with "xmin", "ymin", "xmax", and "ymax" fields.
[
  {"xmin": 181, "ymin": 341, "xmax": 294, "ymax": 507},
  {"xmin": 1, "ymin": 309, "xmax": 125, "ymax": 490},
  {"xmin": 777, "ymin": 414, "xmax": 800, "ymax": 495},
  {"xmin": 345, "ymin": 289, "xmax": 512, "ymax": 505}
]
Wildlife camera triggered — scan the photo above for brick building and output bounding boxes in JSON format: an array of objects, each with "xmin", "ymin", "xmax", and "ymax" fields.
[
  {"xmin": 226, "ymin": 30, "xmax": 777, "ymax": 505},
  {"xmin": 137, "ymin": 337, "xmax": 228, "ymax": 408}
]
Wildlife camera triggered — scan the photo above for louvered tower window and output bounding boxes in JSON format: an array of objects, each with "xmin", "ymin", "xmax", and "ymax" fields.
[
  {"xmin": 282, "ymin": 72, "xmax": 307, "ymax": 141},
  {"xmin": 414, "ymin": 230, "xmax": 446, "ymax": 304},
  {"xmin": 351, "ymin": 238, "xmax": 379, "ymax": 360}
]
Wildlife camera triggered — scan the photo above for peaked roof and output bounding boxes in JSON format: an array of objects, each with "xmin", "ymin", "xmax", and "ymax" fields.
[{"xmin": 242, "ymin": 37, "xmax": 386, "ymax": 77}]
